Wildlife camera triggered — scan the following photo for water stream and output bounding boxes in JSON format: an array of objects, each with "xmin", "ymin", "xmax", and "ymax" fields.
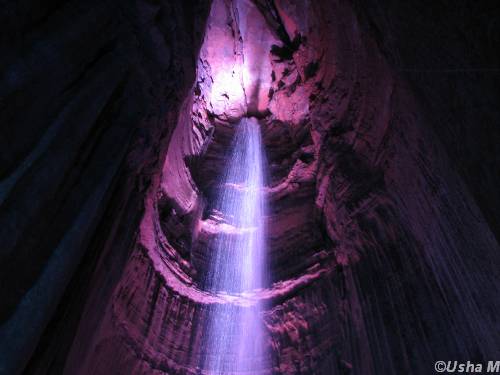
[{"xmin": 202, "ymin": 117, "xmax": 268, "ymax": 373}]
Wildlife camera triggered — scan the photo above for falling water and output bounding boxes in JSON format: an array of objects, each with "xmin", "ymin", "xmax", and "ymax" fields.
[{"xmin": 202, "ymin": 117, "xmax": 267, "ymax": 373}]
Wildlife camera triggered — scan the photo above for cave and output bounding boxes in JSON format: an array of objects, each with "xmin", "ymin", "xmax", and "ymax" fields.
[{"xmin": 1, "ymin": 0, "xmax": 500, "ymax": 374}]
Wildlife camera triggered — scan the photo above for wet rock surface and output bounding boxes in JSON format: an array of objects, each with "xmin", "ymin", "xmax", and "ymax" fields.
[{"xmin": 1, "ymin": 0, "xmax": 499, "ymax": 374}]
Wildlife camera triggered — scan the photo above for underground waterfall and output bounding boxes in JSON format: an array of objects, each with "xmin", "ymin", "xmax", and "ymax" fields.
[{"xmin": 202, "ymin": 117, "xmax": 268, "ymax": 373}]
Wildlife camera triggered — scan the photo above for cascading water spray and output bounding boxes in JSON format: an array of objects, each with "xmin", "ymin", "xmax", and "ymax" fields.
[{"xmin": 202, "ymin": 117, "xmax": 268, "ymax": 373}]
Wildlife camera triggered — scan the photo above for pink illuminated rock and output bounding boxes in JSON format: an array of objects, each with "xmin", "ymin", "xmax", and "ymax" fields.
[
  {"xmin": 200, "ymin": 0, "xmax": 247, "ymax": 120},
  {"xmin": 235, "ymin": 1, "xmax": 278, "ymax": 114},
  {"xmin": 195, "ymin": 0, "xmax": 278, "ymax": 121},
  {"xmin": 22, "ymin": 1, "xmax": 497, "ymax": 375}
]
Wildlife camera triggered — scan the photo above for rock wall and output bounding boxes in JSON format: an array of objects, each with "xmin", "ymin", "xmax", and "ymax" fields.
[
  {"xmin": 0, "ymin": 1, "xmax": 211, "ymax": 374},
  {"xmin": 1, "ymin": 0, "xmax": 499, "ymax": 374},
  {"xmin": 352, "ymin": 0, "xmax": 500, "ymax": 242}
]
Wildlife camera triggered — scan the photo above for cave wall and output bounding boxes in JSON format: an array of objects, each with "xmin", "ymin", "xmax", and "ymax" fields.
[
  {"xmin": 352, "ymin": 0, "xmax": 500, "ymax": 243},
  {"xmin": 1, "ymin": 0, "xmax": 499, "ymax": 374},
  {"xmin": 260, "ymin": 1, "xmax": 500, "ymax": 373},
  {"xmin": 0, "ymin": 1, "xmax": 211, "ymax": 374},
  {"xmin": 60, "ymin": 0, "xmax": 500, "ymax": 374}
]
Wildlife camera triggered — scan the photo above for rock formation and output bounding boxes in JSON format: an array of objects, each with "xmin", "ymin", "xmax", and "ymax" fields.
[{"xmin": 1, "ymin": 0, "xmax": 499, "ymax": 374}]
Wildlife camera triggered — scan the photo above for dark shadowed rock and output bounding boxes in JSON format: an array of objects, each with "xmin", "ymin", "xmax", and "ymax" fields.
[{"xmin": 1, "ymin": 0, "xmax": 499, "ymax": 374}]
